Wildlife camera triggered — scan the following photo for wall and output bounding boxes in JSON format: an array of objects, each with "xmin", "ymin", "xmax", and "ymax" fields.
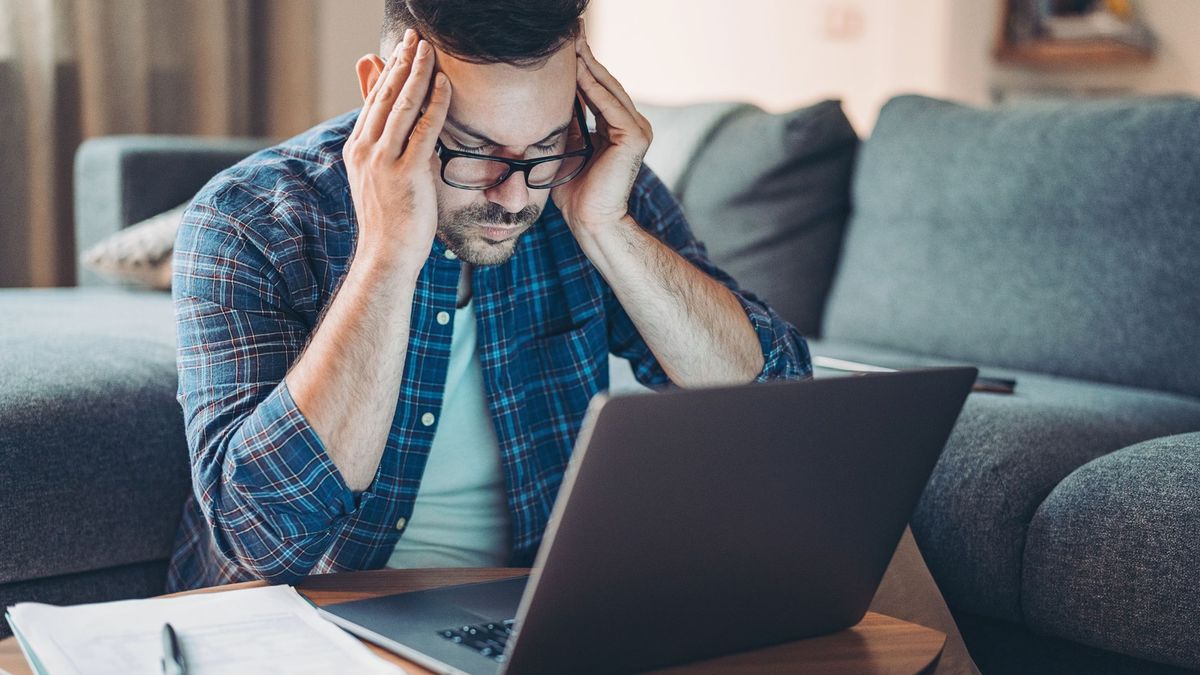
[
  {"xmin": 585, "ymin": 0, "xmax": 958, "ymax": 133},
  {"xmin": 302, "ymin": 1, "xmax": 1200, "ymax": 136},
  {"xmin": 585, "ymin": 0, "xmax": 1200, "ymax": 134},
  {"xmin": 304, "ymin": 0, "xmax": 958, "ymax": 133}
]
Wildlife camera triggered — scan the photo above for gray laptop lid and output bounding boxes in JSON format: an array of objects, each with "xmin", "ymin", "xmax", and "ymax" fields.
[{"xmin": 502, "ymin": 367, "xmax": 975, "ymax": 674}]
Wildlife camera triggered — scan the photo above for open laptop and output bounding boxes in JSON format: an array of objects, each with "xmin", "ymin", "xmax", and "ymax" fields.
[{"xmin": 319, "ymin": 367, "xmax": 976, "ymax": 674}]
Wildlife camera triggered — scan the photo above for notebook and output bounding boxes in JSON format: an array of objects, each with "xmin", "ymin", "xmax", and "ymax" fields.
[{"xmin": 5, "ymin": 584, "xmax": 402, "ymax": 675}]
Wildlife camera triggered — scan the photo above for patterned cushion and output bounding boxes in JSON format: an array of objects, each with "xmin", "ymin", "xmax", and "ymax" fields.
[{"xmin": 80, "ymin": 203, "xmax": 186, "ymax": 290}]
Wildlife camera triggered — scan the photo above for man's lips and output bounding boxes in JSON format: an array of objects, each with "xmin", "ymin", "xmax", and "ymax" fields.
[{"xmin": 480, "ymin": 224, "xmax": 524, "ymax": 241}]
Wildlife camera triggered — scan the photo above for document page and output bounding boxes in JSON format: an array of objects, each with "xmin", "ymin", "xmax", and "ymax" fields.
[{"xmin": 6, "ymin": 585, "xmax": 403, "ymax": 675}]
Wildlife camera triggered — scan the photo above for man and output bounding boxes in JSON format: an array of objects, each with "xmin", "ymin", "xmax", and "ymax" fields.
[
  {"xmin": 169, "ymin": 0, "xmax": 801, "ymax": 588},
  {"xmin": 167, "ymin": 1, "xmax": 975, "ymax": 671}
]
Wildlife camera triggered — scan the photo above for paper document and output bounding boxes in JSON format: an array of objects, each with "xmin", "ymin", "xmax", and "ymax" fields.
[{"xmin": 5, "ymin": 584, "xmax": 404, "ymax": 675}]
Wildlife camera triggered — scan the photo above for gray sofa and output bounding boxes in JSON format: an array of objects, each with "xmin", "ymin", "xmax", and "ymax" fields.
[{"xmin": 2, "ymin": 95, "xmax": 1197, "ymax": 674}]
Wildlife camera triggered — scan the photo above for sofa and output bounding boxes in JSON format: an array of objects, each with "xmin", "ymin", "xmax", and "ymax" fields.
[{"xmin": 2, "ymin": 94, "xmax": 1197, "ymax": 674}]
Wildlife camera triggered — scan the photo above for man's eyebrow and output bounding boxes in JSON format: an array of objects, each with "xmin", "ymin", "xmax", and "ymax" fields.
[{"xmin": 444, "ymin": 114, "xmax": 571, "ymax": 147}]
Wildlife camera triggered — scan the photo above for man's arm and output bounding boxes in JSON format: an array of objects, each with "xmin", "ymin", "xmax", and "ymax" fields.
[
  {"xmin": 578, "ymin": 212, "xmax": 763, "ymax": 387},
  {"xmin": 174, "ymin": 30, "xmax": 451, "ymax": 583},
  {"xmin": 291, "ymin": 31, "xmax": 450, "ymax": 491},
  {"xmin": 286, "ymin": 248, "xmax": 417, "ymax": 492},
  {"xmin": 552, "ymin": 24, "xmax": 808, "ymax": 387},
  {"xmin": 600, "ymin": 166, "xmax": 812, "ymax": 389}
]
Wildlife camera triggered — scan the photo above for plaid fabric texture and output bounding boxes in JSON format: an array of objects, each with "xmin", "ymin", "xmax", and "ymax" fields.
[{"xmin": 165, "ymin": 111, "xmax": 812, "ymax": 592}]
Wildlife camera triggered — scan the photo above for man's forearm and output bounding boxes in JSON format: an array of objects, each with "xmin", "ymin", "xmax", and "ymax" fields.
[
  {"xmin": 574, "ymin": 214, "xmax": 764, "ymax": 387},
  {"xmin": 286, "ymin": 249, "xmax": 419, "ymax": 492}
]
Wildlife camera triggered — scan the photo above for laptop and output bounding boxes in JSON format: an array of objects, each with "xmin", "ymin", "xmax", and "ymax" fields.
[{"xmin": 319, "ymin": 367, "xmax": 976, "ymax": 674}]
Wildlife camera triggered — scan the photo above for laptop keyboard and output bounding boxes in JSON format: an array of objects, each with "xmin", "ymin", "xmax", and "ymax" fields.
[{"xmin": 438, "ymin": 619, "xmax": 515, "ymax": 662}]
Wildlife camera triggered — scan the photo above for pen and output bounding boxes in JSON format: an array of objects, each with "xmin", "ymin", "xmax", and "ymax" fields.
[{"xmin": 161, "ymin": 622, "xmax": 188, "ymax": 675}]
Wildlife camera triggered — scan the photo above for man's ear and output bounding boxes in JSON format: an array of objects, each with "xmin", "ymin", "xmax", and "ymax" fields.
[{"xmin": 355, "ymin": 54, "xmax": 387, "ymax": 100}]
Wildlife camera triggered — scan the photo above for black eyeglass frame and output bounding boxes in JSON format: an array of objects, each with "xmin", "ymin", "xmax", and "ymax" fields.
[{"xmin": 433, "ymin": 97, "xmax": 593, "ymax": 190}]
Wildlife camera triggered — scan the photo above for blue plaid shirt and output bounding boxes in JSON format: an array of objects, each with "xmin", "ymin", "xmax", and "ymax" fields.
[{"xmin": 166, "ymin": 110, "xmax": 812, "ymax": 592}]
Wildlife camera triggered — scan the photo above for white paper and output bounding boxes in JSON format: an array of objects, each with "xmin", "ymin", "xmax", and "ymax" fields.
[{"xmin": 6, "ymin": 585, "xmax": 404, "ymax": 675}]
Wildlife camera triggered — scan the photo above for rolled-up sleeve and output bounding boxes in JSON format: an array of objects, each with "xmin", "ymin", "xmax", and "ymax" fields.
[
  {"xmin": 606, "ymin": 164, "xmax": 813, "ymax": 387},
  {"xmin": 173, "ymin": 194, "xmax": 359, "ymax": 584}
]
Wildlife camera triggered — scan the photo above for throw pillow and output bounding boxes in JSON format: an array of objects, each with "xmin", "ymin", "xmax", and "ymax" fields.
[
  {"xmin": 80, "ymin": 203, "xmax": 186, "ymax": 290},
  {"xmin": 642, "ymin": 100, "xmax": 860, "ymax": 337}
]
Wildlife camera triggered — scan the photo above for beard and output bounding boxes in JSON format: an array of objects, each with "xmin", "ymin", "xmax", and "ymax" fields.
[{"xmin": 436, "ymin": 199, "xmax": 542, "ymax": 266}]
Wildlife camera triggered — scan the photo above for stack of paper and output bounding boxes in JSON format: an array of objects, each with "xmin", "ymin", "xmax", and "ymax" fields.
[{"xmin": 5, "ymin": 585, "xmax": 404, "ymax": 674}]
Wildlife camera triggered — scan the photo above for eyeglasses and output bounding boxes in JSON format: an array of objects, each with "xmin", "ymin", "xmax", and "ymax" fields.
[{"xmin": 434, "ymin": 98, "xmax": 593, "ymax": 190}]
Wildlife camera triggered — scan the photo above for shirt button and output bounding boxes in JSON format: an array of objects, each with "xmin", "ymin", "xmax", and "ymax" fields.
[
  {"xmin": 421, "ymin": 412, "xmax": 436, "ymax": 427},
  {"xmin": 436, "ymin": 311, "xmax": 450, "ymax": 325},
  {"xmin": 444, "ymin": 249, "xmax": 457, "ymax": 260},
  {"xmin": 396, "ymin": 517, "xmax": 407, "ymax": 531}
]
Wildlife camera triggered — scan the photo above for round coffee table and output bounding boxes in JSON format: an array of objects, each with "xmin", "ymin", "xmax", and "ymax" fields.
[{"xmin": 0, "ymin": 567, "xmax": 944, "ymax": 674}]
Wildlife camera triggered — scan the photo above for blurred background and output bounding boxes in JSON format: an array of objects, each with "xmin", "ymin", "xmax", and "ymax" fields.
[{"xmin": 2, "ymin": 0, "xmax": 1197, "ymax": 289}]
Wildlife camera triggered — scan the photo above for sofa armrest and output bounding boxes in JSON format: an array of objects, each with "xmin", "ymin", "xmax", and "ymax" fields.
[
  {"xmin": 73, "ymin": 135, "xmax": 273, "ymax": 287},
  {"xmin": 1023, "ymin": 431, "xmax": 1200, "ymax": 670}
]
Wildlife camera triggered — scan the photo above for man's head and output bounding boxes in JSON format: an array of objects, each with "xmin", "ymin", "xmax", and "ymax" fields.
[{"xmin": 356, "ymin": 0, "xmax": 590, "ymax": 266}]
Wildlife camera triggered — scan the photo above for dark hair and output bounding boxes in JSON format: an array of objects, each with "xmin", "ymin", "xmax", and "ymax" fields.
[{"xmin": 382, "ymin": 0, "xmax": 589, "ymax": 67}]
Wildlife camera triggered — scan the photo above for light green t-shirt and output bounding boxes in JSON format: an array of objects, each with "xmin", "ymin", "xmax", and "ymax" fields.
[{"xmin": 387, "ymin": 298, "xmax": 512, "ymax": 568}]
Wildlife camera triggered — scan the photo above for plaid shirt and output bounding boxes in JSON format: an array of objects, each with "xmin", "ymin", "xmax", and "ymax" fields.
[{"xmin": 166, "ymin": 110, "xmax": 812, "ymax": 592}]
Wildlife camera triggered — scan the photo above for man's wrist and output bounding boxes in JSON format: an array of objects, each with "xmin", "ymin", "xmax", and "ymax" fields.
[
  {"xmin": 347, "ymin": 245, "xmax": 424, "ymax": 306},
  {"xmin": 352, "ymin": 236, "xmax": 425, "ymax": 284},
  {"xmin": 570, "ymin": 211, "xmax": 631, "ymax": 248}
]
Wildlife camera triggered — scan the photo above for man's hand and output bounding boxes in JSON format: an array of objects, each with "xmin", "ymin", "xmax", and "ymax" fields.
[
  {"xmin": 343, "ymin": 29, "xmax": 451, "ymax": 278},
  {"xmin": 550, "ymin": 23, "xmax": 653, "ymax": 236}
]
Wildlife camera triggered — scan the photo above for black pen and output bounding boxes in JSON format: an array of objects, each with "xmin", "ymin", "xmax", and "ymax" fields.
[{"xmin": 161, "ymin": 622, "xmax": 188, "ymax": 675}]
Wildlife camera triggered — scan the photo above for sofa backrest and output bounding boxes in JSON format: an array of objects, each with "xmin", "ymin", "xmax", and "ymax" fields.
[{"xmin": 822, "ymin": 94, "xmax": 1200, "ymax": 397}]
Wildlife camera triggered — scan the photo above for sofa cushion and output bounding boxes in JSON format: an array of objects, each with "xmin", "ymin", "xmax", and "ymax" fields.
[
  {"xmin": 642, "ymin": 100, "xmax": 859, "ymax": 337},
  {"xmin": 1023, "ymin": 432, "xmax": 1200, "ymax": 670},
  {"xmin": 639, "ymin": 101, "xmax": 754, "ymax": 192},
  {"xmin": 822, "ymin": 94, "xmax": 1200, "ymax": 398},
  {"xmin": 0, "ymin": 288, "xmax": 188, "ymax": 585},
  {"xmin": 807, "ymin": 339, "xmax": 1200, "ymax": 623}
]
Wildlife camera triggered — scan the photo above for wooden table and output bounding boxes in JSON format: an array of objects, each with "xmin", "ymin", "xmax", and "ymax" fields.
[{"xmin": 0, "ymin": 568, "xmax": 945, "ymax": 674}]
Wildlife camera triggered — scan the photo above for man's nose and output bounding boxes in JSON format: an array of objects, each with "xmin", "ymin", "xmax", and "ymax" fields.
[{"xmin": 482, "ymin": 170, "xmax": 531, "ymax": 216}]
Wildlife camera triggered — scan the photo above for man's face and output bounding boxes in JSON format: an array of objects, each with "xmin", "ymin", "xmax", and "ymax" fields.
[{"xmin": 427, "ymin": 45, "xmax": 579, "ymax": 266}]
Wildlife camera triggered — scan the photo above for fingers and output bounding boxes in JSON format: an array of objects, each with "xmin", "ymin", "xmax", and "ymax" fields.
[
  {"xmin": 575, "ymin": 35, "xmax": 651, "ymax": 139},
  {"xmin": 380, "ymin": 38, "xmax": 438, "ymax": 157},
  {"xmin": 576, "ymin": 56, "xmax": 641, "ymax": 138},
  {"xmin": 350, "ymin": 37, "xmax": 401, "ymax": 140},
  {"xmin": 351, "ymin": 40, "xmax": 403, "ymax": 141},
  {"xmin": 361, "ymin": 30, "xmax": 419, "ymax": 142},
  {"xmin": 574, "ymin": 83, "xmax": 609, "ymax": 140},
  {"xmin": 352, "ymin": 38, "xmax": 403, "ymax": 141},
  {"xmin": 406, "ymin": 72, "xmax": 452, "ymax": 160},
  {"xmin": 576, "ymin": 37, "xmax": 634, "ymax": 116},
  {"xmin": 574, "ymin": 39, "xmax": 651, "ymax": 142}
]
